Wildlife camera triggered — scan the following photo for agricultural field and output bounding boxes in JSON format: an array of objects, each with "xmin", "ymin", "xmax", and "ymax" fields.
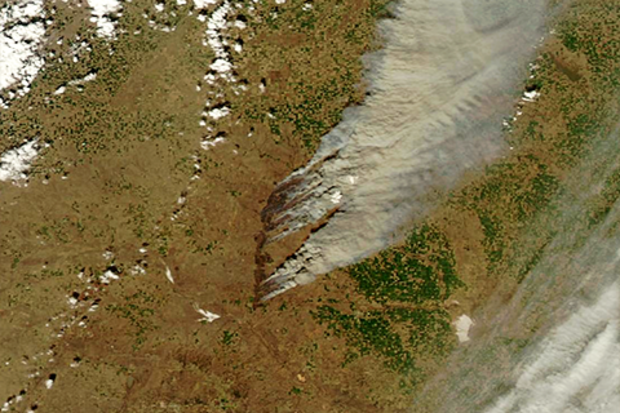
[{"xmin": 1, "ymin": 0, "xmax": 619, "ymax": 412}]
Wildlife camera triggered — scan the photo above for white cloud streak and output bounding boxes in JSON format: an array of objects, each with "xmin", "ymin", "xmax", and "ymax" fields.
[{"xmin": 484, "ymin": 282, "xmax": 620, "ymax": 413}]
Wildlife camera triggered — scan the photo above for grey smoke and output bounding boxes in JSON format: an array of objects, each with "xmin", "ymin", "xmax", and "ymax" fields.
[{"xmin": 260, "ymin": 0, "xmax": 549, "ymax": 298}]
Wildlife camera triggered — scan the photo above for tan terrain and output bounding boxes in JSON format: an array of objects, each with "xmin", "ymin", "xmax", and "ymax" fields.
[{"xmin": 1, "ymin": 0, "xmax": 619, "ymax": 412}]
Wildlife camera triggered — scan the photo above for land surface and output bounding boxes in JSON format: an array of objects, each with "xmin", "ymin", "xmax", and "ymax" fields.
[{"xmin": 1, "ymin": 0, "xmax": 620, "ymax": 412}]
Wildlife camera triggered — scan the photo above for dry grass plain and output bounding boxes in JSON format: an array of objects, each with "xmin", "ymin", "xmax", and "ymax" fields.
[{"xmin": 1, "ymin": 0, "xmax": 620, "ymax": 412}]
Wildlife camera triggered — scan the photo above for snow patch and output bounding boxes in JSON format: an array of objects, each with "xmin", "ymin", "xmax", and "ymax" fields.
[
  {"xmin": 200, "ymin": 0, "xmax": 236, "ymax": 89},
  {"xmin": 0, "ymin": 0, "xmax": 47, "ymax": 104},
  {"xmin": 0, "ymin": 139, "xmax": 41, "ymax": 183},
  {"xmin": 102, "ymin": 250, "xmax": 114, "ymax": 260},
  {"xmin": 99, "ymin": 269, "xmax": 120, "ymax": 284},
  {"xmin": 233, "ymin": 19, "xmax": 246, "ymax": 29},
  {"xmin": 83, "ymin": 72, "xmax": 97, "ymax": 82},
  {"xmin": 210, "ymin": 58, "xmax": 232, "ymax": 73},
  {"xmin": 200, "ymin": 136, "xmax": 226, "ymax": 150},
  {"xmin": 194, "ymin": 0, "xmax": 218, "ymax": 8},
  {"xmin": 86, "ymin": 0, "xmax": 123, "ymax": 38},
  {"xmin": 454, "ymin": 314, "xmax": 474, "ymax": 343},
  {"xmin": 68, "ymin": 71, "xmax": 97, "ymax": 89},
  {"xmin": 206, "ymin": 1, "xmax": 231, "ymax": 58},
  {"xmin": 205, "ymin": 106, "xmax": 230, "ymax": 120},
  {"xmin": 130, "ymin": 264, "xmax": 146, "ymax": 275},
  {"xmin": 165, "ymin": 265, "xmax": 174, "ymax": 283},
  {"xmin": 330, "ymin": 190, "xmax": 342, "ymax": 204},
  {"xmin": 67, "ymin": 296, "xmax": 78, "ymax": 307},
  {"xmin": 194, "ymin": 304, "xmax": 220, "ymax": 323},
  {"xmin": 522, "ymin": 89, "xmax": 540, "ymax": 103}
]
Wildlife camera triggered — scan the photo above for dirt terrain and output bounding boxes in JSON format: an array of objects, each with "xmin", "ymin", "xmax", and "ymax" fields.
[{"xmin": 1, "ymin": 0, "xmax": 620, "ymax": 412}]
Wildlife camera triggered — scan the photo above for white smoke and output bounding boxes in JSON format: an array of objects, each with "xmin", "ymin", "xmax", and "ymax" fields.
[{"xmin": 484, "ymin": 283, "xmax": 620, "ymax": 413}]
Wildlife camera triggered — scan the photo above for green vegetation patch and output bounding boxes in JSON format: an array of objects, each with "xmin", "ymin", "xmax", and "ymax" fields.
[
  {"xmin": 313, "ymin": 224, "xmax": 463, "ymax": 385},
  {"xmin": 349, "ymin": 224, "xmax": 464, "ymax": 304},
  {"xmin": 456, "ymin": 155, "xmax": 561, "ymax": 274}
]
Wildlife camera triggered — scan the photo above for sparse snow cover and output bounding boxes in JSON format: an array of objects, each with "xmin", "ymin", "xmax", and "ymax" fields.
[
  {"xmin": 130, "ymin": 264, "xmax": 146, "ymax": 275},
  {"xmin": 0, "ymin": 0, "xmax": 47, "ymax": 104},
  {"xmin": 68, "ymin": 39, "xmax": 93, "ymax": 63},
  {"xmin": 86, "ymin": 0, "xmax": 123, "ymax": 38},
  {"xmin": 193, "ymin": 0, "xmax": 254, "ymax": 137},
  {"xmin": 0, "ymin": 139, "xmax": 41, "ymax": 183},
  {"xmin": 454, "ymin": 314, "xmax": 474, "ymax": 343},
  {"xmin": 102, "ymin": 250, "xmax": 114, "ymax": 260}
]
